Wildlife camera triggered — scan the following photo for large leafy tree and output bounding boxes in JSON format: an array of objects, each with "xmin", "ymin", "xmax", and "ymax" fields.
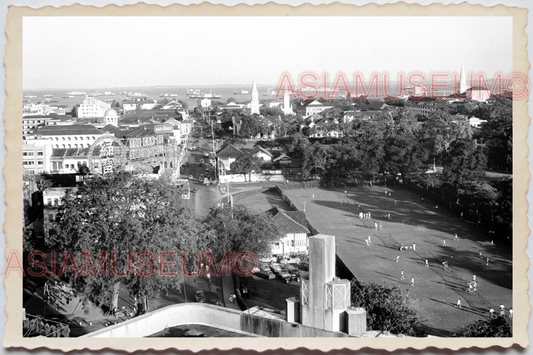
[
  {"xmin": 384, "ymin": 132, "xmax": 430, "ymax": 184},
  {"xmin": 239, "ymin": 116, "xmax": 270, "ymax": 138},
  {"xmin": 456, "ymin": 181, "xmax": 499, "ymax": 213},
  {"xmin": 203, "ymin": 205, "xmax": 280, "ymax": 260},
  {"xmin": 423, "ymin": 110, "xmax": 473, "ymax": 158},
  {"xmin": 48, "ymin": 172, "xmax": 208, "ymax": 312},
  {"xmin": 350, "ymin": 279, "xmax": 421, "ymax": 336},
  {"xmin": 277, "ymin": 133, "xmax": 310, "ymax": 161},
  {"xmin": 442, "ymin": 138, "xmax": 487, "ymax": 185},
  {"xmin": 230, "ymin": 154, "xmax": 263, "ymax": 182},
  {"xmin": 302, "ymin": 141, "xmax": 330, "ymax": 177},
  {"xmin": 491, "ymin": 177, "xmax": 512, "ymax": 234},
  {"xmin": 479, "ymin": 98, "xmax": 512, "ymax": 172},
  {"xmin": 456, "ymin": 316, "xmax": 512, "ymax": 337}
]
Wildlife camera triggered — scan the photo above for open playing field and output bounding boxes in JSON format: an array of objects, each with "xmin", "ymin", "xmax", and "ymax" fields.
[{"xmin": 236, "ymin": 185, "xmax": 513, "ymax": 336}]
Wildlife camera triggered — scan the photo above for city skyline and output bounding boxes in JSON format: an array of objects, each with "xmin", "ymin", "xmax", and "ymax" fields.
[{"xmin": 23, "ymin": 16, "xmax": 512, "ymax": 90}]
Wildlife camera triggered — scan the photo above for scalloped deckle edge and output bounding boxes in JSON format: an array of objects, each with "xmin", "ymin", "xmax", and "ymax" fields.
[{"xmin": 3, "ymin": 1, "xmax": 530, "ymax": 352}]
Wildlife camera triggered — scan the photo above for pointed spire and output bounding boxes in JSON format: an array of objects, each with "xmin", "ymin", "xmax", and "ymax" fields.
[
  {"xmin": 250, "ymin": 79, "xmax": 260, "ymax": 114},
  {"xmin": 459, "ymin": 63, "xmax": 468, "ymax": 94},
  {"xmin": 252, "ymin": 78, "xmax": 258, "ymax": 93}
]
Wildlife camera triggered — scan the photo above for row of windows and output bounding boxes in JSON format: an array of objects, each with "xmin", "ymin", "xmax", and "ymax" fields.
[
  {"xmin": 51, "ymin": 161, "xmax": 91, "ymax": 170},
  {"xmin": 50, "ymin": 136, "xmax": 97, "ymax": 141},
  {"xmin": 22, "ymin": 161, "xmax": 43, "ymax": 165},
  {"xmin": 22, "ymin": 152, "xmax": 44, "ymax": 156},
  {"xmin": 53, "ymin": 143, "xmax": 92, "ymax": 149}
]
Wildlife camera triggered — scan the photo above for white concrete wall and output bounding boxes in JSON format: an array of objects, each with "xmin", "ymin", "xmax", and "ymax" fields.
[{"xmin": 82, "ymin": 303, "xmax": 248, "ymax": 338}]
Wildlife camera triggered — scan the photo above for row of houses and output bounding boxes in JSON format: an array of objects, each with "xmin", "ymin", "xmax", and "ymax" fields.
[{"xmin": 22, "ymin": 115, "xmax": 193, "ymax": 176}]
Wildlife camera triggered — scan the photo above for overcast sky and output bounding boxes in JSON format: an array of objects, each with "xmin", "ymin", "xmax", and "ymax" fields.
[{"xmin": 23, "ymin": 16, "xmax": 513, "ymax": 89}]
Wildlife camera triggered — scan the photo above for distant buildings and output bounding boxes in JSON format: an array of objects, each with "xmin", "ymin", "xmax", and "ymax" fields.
[
  {"xmin": 304, "ymin": 100, "xmax": 333, "ymax": 116},
  {"xmin": 78, "ymin": 96, "xmax": 110, "ymax": 118}
]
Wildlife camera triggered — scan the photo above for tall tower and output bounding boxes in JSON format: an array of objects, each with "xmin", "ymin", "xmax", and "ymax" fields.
[
  {"xmin": 250, "ymin": 79, "xmax": 260, "ymax": 115},
  {"xmin": 282, "ymin": 91, "xmax": 293, "ymax": 115},
  {"xmin": 458, "ymin": 63, "xmax": 468, "ymax": 94}
]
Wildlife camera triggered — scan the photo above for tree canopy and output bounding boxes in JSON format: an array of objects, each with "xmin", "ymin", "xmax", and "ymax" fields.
[
  {"xmin": 48, "ymin": 172, "xmax": 208, "ymax": 311},
  {"xmin": 230, "ymin": 154, "xmax": 263, "ymax": 181},
  {"xmin": 456, "ymin": 316, "xmax": 512, "ymax": 337},
  {"xmin": 442, "ymin": 138, "xmax": 487, "ymax": 185},
  {"xmin": 350, "ymin": 279, "xmax": 421, "ymax": 336},
  {"xmin": 203, "ymin": 205, "xmax": 280, "ymax": 260}
]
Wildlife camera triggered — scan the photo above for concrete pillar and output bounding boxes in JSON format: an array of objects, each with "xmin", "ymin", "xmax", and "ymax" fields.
[
  {"xmin": 286, "ymin": 297, "xmax": 300, "ymax": 323},
  {"xmin": 301, "ymin": 234, "xmax": 336, "ymax": 329},
  {"xmin": 346, "ymin": 307, "xmax": 367, "ymax": 337}
]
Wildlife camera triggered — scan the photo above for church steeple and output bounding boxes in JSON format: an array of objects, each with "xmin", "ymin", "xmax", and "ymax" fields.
[
  {"xmin": 459, "ymin": 63, "xmax": 468, "ymax": 94},
  {"xmin": 250, "ymin": 79, "xmax": 260, "ymax": 114}
]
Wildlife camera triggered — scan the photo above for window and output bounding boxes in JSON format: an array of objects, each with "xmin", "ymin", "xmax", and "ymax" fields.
[
  {"xmin": 53, "ymin": 198, "xmax": 59, "ymax": 206},
  {"xmin": 49, "ymin": 214, "xmax": 55, "ymax": 222},
  {"xmin": 37, "ymin": 161, "xmax": 43, "ymax": 165},
  {"xmin": 47, "ymin": 198, "xmax": 52, "ymax": 206},
  {"xmin": 37, "ymin": 152, "xmax": 43, "ymax": 156}
]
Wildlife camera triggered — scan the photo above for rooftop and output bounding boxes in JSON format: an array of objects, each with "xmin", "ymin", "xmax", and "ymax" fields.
[{"xmin": 32, "ymin": 124, "xmax": 103, "ymax": 136}]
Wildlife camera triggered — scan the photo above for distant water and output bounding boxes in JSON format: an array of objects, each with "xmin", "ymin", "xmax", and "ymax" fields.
[
  {"xmin": 23, "ymin": 82, "xmax": 462, "ymax": 106},
  {"xmin": 22, "ymin": 86, "xmax": 281, "ymax": 107}
]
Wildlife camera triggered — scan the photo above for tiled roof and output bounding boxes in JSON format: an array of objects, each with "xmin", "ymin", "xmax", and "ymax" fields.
[
  {"xmin": 51, "ymin": 149, "xmax": 67, "ymax": 158},
  {"xmin": 242, "ymin": 146, "xmax": 273, "ymax": 157},
  {"xmin": 101, "ymin": 124, "xmax": 123, "ymax": 135},
  {"xmin": 216, "ymin": 144, "xmax": 246, "ymax": 158},
  {"xmin": 284, "ymin": 211, "xmax": 309, "ymax": 230},
  {"xmin": 272, "ymin": 154, "xmax": 292, "ymax": 163},
  {"xmin": 121, "ymin": 126, "xmax": 157, "ymax": 139},
  {"xmin": 33, "ymin": 124, "xmax": 103, "ymax": 136},
  {"xmin": 23, "ymin": 115, "xmax": 53, "ymax": 119},
  {"xmin": 265, "ymin": 207, "xmax": 310, "ymax": 234}
]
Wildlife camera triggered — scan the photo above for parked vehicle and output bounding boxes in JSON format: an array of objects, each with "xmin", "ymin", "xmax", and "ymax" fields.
[
  {"xmin": 255, "ymin": 268, "xmax": 275, "ymax": 280},
  {"xmin": 276, "ymin": 270, "xmax": 292, "ymax": 283},
  {"xmin": 269, "ymin": 263, "xmax": 282, "ymax": 273},
  {"xmin": 203, "ymin": 152, "xmax": 210, "ymax": 158},
  {"xmin": 195, "ymin": 290, "xmax": 222, "ymax": 305},
  {"xmin": 283, "ymin": 264, "xmax": 300, "ymax": 282}
]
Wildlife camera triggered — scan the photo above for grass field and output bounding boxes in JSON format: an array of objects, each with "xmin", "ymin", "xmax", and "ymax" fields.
[{"xmin": 236, "ymin": 185, "xmax": 513, "ymax": 336}]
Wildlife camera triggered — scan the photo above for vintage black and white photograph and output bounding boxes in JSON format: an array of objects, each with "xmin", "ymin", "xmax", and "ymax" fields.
[{"xmin": 9, "ymin": 3, "xmax": 528, "ymax": 350}]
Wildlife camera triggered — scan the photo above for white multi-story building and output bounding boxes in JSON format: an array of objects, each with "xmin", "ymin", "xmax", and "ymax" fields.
[
  {"xmin": 31, "ymin": 124, "xmax": 104, "ymax": 149},
  {"xmin": 22, "ymin": 140, "xmax": 54, "ymax": 175},
  {"xmin": 78, "ymin": 97, "xmax": 110, "ymax": 118},
  {"xmin": 305, "ymin": 100, "xmax": 333, "ymax": 116}
]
